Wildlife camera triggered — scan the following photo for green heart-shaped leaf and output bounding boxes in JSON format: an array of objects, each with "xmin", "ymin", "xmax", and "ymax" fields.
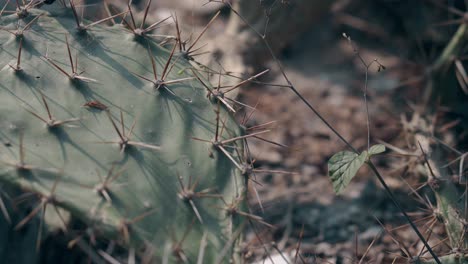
[{"xmin": 328, "ymin": 151, "xmax": 367, "ymax": 194}]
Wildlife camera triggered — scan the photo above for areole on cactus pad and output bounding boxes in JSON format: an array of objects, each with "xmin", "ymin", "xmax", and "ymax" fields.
[{"xmin": 0, "ymin": 3, "xmax": 250, "ymax": 263}]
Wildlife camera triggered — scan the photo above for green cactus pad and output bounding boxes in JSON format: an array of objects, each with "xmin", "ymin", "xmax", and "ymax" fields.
[{"xmin": 0, "ymin": 7, "xmax": 246, "ymax": 263}]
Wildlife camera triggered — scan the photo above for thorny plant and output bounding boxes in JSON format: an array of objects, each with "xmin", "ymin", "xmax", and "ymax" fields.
[
  {"xmin": 68, "ymin": 0, "xmax": 128, "ymax": 33},
  {"xmin": 1, "ymin": 12, "xmax": 41, "ymax": 37},
  {"xmin": 8, "ymin": 37, "xmax": 22, "ymax": 71},
  {"xmin": 0, "ymin": 132, "xmax": 56, "ymax": 172},
  {"xmin": 0, "ymin": 0, "xmax": 466, "ymax": 263},
  {"xmin": 0, "ymin": 1, "xmax": 267, "ymax": 263},
  {"xmin": 193, "ymin": 68, "xmax": 270, "ymax": 113},
  {"xmin": 78, "ymin": 164, "xmax": 127, "ymax": 203},
  {"xmin": 173, "ymin": 10, "xmax": 221, "ymax": 61},
  {"xmin": 166, "ymin": 218, "xmax": 196, "ymax": 263},
  {"xmin": 1, "ymin": 0, "xmax": 43, "ymax": 18},
  {"xmin": 24, "ymin": 92, "xmax": 81, "ymax": 129},
  {"xmin": 117, "ymin": 208, "xmax": 158, "ymax": 245},
  {"xmin": 14, "ymin": 174, "xmax": 68, "ymax": 252},
  {"xmin": 120, "ymin": 0, "xmax": 171, "ymax": 38},
  {"xmin": 133, "ymin": 42, "xmax": 195, "ymax": 95},
  {"xmin": 43, "ymin": 35, "xmax": 97, "ymax": 83},
  {"xmin": 103, "ymin": 110, "xmax": 161, "ymax": 153},
  {"xmin": 176, "ymin": 174, "xmax": 221, "ymax": 224}
]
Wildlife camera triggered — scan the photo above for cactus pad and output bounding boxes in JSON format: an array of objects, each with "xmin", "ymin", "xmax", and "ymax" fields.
[{"xmin": 0, "ymin": 6, "xmax": 246, "ymax": 263}]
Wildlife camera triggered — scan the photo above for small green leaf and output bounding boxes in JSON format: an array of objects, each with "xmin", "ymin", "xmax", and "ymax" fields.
[
  {"xmin": 368, "ymin": 144, "xmax": 386, "ymax": 156},
  {"xmin": 328, "ymin": 151, "xmax": 367, "ymax": 194}
]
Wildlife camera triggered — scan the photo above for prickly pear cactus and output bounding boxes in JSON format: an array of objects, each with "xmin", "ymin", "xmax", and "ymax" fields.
[{"xmin": 0, "ymin": 4, "xmax": 247, "ymax": 263}]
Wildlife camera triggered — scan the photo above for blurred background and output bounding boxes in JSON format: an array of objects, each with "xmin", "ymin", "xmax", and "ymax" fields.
[{"xmin": 1, "ymin": 0, "xmax": 467, "ymax": 263}]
